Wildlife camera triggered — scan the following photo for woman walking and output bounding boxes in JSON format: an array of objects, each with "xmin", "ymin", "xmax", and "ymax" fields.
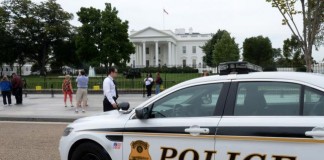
[
  {"xmin": 0, "ymin": 76, "xmax": 12, "ymax": 106},
  {"xmin": 62, "ymin": 75, "xmax": 74, "ymax": 107}
]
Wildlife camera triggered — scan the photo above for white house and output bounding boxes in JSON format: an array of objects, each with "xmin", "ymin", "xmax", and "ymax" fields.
[{"xmin": 129, "ymin": 27, "xmax": 212, "ymax": 70}]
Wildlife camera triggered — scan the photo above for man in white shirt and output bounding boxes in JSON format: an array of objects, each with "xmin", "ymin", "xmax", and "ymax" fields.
[{"xmin": 103, "ymin": 67, "xmax": 118, "ymax": 111}]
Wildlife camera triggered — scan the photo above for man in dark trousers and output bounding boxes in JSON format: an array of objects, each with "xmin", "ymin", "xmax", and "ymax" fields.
[
  {"xmin": 11, "ymin": 73, "xmax": 23, "ymax": 105},
  {"xmin": 103, "ymin": 67, "xmax": 119, "ymax": 112}
]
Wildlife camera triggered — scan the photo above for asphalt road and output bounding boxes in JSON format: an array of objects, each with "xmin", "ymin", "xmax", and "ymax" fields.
[{"xmin": 0, "ymin": 121, "xmax": 68, "ymax": 160}]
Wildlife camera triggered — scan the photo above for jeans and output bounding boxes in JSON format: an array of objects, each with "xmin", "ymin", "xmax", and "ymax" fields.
[
  {"xmin": 146, "ymin": 85, "xmax": 152, "ymax": 97},
  {"xmin": 2, "ymin": 91, "xmax": 11, "ymax": 105},
  {"xmin": 13, "ymin": 87, "xmax": 23, "ymax": 104},
  {"xmin": 155, "ymin": 84, "xmax": 160, "ymax": 94}
]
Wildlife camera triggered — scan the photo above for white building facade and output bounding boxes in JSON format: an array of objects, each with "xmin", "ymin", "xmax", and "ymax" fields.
[{"xmin": 129, "ymin": 27, "xmax": 212, "ymax": 69}]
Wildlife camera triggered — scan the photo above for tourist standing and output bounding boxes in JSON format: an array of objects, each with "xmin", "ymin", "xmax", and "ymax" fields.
[
  {"xmin": 103, "ymin": 67, "xmax": 119, "ymax": 112},
  {"xmin": 0, "ymin": 76, "xmax": 12, "ymax": 106},
  {"xmin": 155, "ymin": 72, "xmax": 163, "ymax": 94},
  {"xmin": 144, "ymin": 73, "xmax": 153, "ymax": 97},
  {"xmin": 75, "ymin": 70, "xmax": 88, "ymax": 113},
  {"xmin": 62, "ymin": 75, "xmax": 74, "ymax": 107},
  {"xmin": 11, "ymin": 73, "xmax": 23, "ymax": 105}
]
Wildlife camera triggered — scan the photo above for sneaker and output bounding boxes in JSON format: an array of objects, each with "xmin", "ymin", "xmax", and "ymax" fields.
[
  {"xmin": 75, "ymin": 110, "xmax": 79, "ymax": 113},
  {"xmin": 3, "ymin": 104, "xmax": 7, "ymax": 106},
  {"xmin": 65, "ymin": 105, "xmax": 67, "ymax": 107},
  {"xmin": 82, "ymin": 110, "xmax": 85, "ymax": 113},
  {"xmin": 71, "ymin": 105, "xmax": 74, "ymax": 107}
]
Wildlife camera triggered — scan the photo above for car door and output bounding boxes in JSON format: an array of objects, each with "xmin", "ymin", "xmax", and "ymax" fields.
[
  {"xmin": 123, "ymin": 82, "xmax": 229, "ymax": 160},
  {"xmin": 216, "ymin": 80, "xmax": 324, "ymax": 160}
]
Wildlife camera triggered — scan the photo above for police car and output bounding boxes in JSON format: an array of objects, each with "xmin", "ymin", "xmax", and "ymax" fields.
[{"xmin": 59, "ymin": 61, "xmax": 324, "ymax": 160}]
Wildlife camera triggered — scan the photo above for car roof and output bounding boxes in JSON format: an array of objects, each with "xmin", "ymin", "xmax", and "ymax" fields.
[
  {"xmin": 137, "ymin": 72, "xmax": 324, "ymax": 109},
  {"xmin": 177, "ymin": 72, "xmax": 324, "ymax": 89}
]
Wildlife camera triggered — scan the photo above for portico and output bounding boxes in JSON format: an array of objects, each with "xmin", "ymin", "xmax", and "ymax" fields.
[{"xmin": 130, "ymin": 27, "xmax": 177, "ymax": 67}]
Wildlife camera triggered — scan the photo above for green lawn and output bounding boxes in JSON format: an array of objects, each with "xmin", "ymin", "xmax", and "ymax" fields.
[{"xmin": 22, "ymin": 73, "xmax": 201, "ymax": 90}]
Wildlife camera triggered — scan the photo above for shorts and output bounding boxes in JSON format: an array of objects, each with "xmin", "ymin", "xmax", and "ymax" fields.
[{"xmin": 76, "ymin": 88, "xmax": 87, "ymax": 102}]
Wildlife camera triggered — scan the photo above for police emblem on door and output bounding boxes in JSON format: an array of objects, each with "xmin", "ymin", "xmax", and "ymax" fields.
[{"xmin": 129, "ymin": 140, "xmax": 151, "ymax": 160}]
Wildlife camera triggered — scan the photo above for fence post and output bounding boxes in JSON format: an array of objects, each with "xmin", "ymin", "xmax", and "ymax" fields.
[
  {"xmin": 51, "ymin": 83, "xmax": 54, "ymax": 98},
  {"xmin": 23, "ymin": 78, "xmax": 27, "ymax": 97}
]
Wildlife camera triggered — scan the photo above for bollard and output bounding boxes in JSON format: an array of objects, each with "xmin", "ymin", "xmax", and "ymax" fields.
[{"xmin": 51, "ymin": 84, "xmax": 54, "ymax": 98}]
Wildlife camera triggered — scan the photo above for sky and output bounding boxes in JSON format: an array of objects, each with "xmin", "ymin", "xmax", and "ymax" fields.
[{"xmin": 32, "ymin": 0, "xmax": 323, "ymax": 61}]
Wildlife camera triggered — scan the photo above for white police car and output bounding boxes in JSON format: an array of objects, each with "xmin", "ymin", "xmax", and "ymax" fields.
[{"xmin": 59, "ymin": 62, "xmax": 324, "ymax": 160}]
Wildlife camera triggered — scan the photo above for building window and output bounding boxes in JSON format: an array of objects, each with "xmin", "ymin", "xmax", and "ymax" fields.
[
  {"xmin": 158, "ymin": 47, "xmax": 161, "ymax": 54},
  {"xmin": 192, "ymin": 46, "xmax": 196, "ymax": 54},
  {"xmin": 146, "ymin": 47, "xmax": 149, "ymax": 54},
  {"xmin": 192, "ymin": 59, "xmax": 197, "ymax": 68},
  {"xmin": 182, "ymin": 60, "xmax": 186, "ymax": 67},
  {"xmin": 182, "ymin": 46, "xmax": 186, "ymax": 54}
]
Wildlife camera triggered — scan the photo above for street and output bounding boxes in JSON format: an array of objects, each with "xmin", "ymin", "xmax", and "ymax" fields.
[{"xmin": 0, "ymin": 121, "xmax": 68, "ymax": 160}]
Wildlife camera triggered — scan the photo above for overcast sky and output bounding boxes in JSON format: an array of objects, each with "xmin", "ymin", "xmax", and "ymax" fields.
[{"xmin": 32, "ymin": 0, "xmax": 323, "ymax": 61}]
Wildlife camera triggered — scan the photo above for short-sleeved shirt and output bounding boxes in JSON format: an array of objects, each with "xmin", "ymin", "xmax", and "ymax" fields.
[{"xmin": 76, "ymin": 76, "xmax": 89, "ymax": 88}]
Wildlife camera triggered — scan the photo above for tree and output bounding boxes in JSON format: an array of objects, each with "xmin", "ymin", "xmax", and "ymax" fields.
[
  {"xmin": 76, "ymin": 3, "xmax": 135, "ymax": 70},
  {"xmin": 51, "ymin": 31, "xmax": 81, "ymax": 71},
  {"xmin": 201, "ymin": 30, "xmax": 228, "ymax": 67},
  {"xmin": 0, "ymin": 6, "xmax": 17, "ymax": 66},
  {"xmin": 243, "ymin": 36, "xmax": 274, "ymax": 68},
  {"xmin": 266, "ymin": 0, "xmax": 324, "ymax": 72},
  {"xmin": 212, "ymin": 32, "xmax": 240, "ymax": 65},
  {"xmin": 2, "ymin": 0, "xmax": 73, "ymax": 75},
  {"xmin": 283, "ymin": 35, "xmax": 304, "ymax": 67}
]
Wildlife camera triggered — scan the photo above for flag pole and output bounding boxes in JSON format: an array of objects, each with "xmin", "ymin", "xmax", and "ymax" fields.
[{"xmin": 163, "ymin": 9, "xmax": 165, "ymax": 29}]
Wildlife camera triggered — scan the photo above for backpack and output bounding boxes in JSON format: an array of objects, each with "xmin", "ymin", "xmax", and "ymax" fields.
[{"xmin": 159, "ymin": 78, "xmax": 163, "ymax": 84}]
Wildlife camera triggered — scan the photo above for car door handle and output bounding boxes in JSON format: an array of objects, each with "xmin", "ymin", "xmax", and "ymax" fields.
[
  {"xmin": 185, "ymin": 125, "xmax": 209, "ymax": 136},
  {"xmin": 305, "ymin": 127, "xmax": 324, "ymax": 140}
]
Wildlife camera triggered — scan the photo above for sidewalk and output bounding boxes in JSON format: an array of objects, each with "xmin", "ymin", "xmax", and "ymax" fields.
[{"xmin": 0, "ymin": 94, "xmax": 148, "ymax": 122}]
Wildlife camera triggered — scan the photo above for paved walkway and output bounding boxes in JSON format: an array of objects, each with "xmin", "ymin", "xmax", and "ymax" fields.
[{"xmin": 0, "ymin": 94, "xmax": 149, "ymax": 122}]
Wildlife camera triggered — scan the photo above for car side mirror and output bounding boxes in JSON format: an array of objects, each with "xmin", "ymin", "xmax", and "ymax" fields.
[
  {"xmin": 135, "ymin": 107, "xmax": 150, "ymax": 119},
  {"xmin": 118, "ymin": 102, "xmax": 130, "ymax": 111}
]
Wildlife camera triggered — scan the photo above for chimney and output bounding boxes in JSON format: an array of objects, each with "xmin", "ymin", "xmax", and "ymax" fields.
[{"xmin": 189, "ymin": 27, "xmax": 193, "ymax": 34}]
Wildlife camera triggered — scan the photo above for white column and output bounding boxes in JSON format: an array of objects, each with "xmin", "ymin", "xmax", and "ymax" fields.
[
  {"xmin": 173, "ymin": 44, "xmax": 177, "ymax": 67},
  {"xmin": 142, "ymin": 42, "xmax": 146, "ymax": 66},
  {"xmin": 168, "ymin": 42, "xmax": 171, "ymax": 66},
  {"xmin": 135, "ymin": 45, "xmax": 138, "ymax": 66},
  {"xmin": 137, "ymin": 45, "xmax": 141, "ymax": 66},
  {"xmin": 155, "ymin": 41, "xmax": 159, "ymax": 67}
]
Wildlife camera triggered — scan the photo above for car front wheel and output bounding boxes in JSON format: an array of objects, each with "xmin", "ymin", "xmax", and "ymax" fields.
[{"xmin": 71, "ymin": 142, "xmax": 111, "ymax": 160}]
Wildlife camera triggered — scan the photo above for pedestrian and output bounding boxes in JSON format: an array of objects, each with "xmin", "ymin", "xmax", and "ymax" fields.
[
  {"xmin": 11, "ymin": 73, "xmax": 23, "ymax": 105},
  {"xmin": 202, "ymin": 71, "xmax": 209, "ymax": 77},
  {"xmin": 155, "ymin": 72, "xmax": 163, "ymax": 94},
  {"xmin": 144, "ymin": 73, "xmax": 153, "ymax": 97},
  {"xmin": 103, "ymin": 67, "xmax": 119, "ymax": 112},
  {"xmin": 62, "ymin": 75, "xmax": 74, "ymax": 108},
  {"xmin": 0, "ymin": 76, "xmax": 12, "ymax": 106},
  {"xmin": 75, "ymin": 70, "xmax": 89, "ymax": 113}
]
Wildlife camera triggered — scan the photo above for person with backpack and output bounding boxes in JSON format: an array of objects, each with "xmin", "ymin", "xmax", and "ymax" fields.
[
  {"xmin": 155, "ymin": 72, "xmax": 163, "ymax": 94},
  {"xmin": 144, "ymin": 73, "xmax": 153, "ymax": 97}
]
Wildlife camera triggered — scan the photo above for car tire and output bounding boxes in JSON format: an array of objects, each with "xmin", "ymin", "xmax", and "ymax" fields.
[{"xmin": 71, "ymin": 142, "xmax": 111, "ymax": 160}]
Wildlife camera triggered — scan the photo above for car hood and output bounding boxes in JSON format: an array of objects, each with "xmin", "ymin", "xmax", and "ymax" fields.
[{"xmin": 69, "ymin": 110, "xmax": 131, "ymax": 131}]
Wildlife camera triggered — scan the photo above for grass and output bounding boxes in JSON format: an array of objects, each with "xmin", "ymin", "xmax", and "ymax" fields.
[{"xmin": 22, "ymin": 73, "xmax": 201, "ymax": 90}]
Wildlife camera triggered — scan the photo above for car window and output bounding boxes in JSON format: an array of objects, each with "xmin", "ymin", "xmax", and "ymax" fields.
[
  {"xmin": 150, "ymin": 83, "xmax": 223, "ymax": 118},
  {"xmin": 303, "ymin": 87, "xmax": 324, "ymax": 116},
  {"xmin": 234, "ymin": 82, "xmax": 301, "ymax": 116}
]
